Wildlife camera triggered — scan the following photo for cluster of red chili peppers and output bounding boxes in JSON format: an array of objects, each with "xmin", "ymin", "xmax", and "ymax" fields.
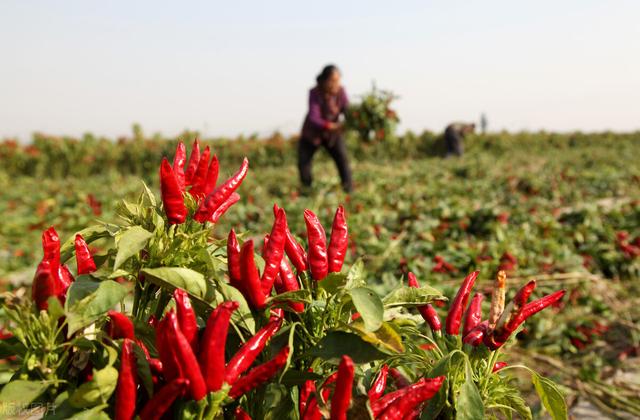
[
  {"xmin": 227, "ymin": 204, "xmax": 348, "ymax": 311},
  {"xmin": 616, "ymin": 231, "xmax": 640, "ymax": 259},
  {"xmin": 408, "ymin": 270, "xmax": 566, "ymax": 351},
  {"xmin": 431, "ymin": 255, "xmax": 457, "ymax": 274},
  {"xmin": 111, "ymin": 289, "xmax": 289, "ymax": 420},
  {"xmin": 31, "ymin": 227, "xmax": 97, "ymax": 310},
  {"xmin": 299, "ymin": 356, "xmax": 444, "ymax": 419},
  {"xmin": 160, "ymin": 139, "xmax": 248, "ymax": 224}
]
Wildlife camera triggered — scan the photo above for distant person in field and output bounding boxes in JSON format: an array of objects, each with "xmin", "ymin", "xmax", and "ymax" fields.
[
  {"xmin": 444, "ymin": 122, "xmax": 475, "ymax": 157},
  {"xmin": 480, "ymin": 113, "xmax": 488, "ymax": 135},
  {"xmin": 298, "ymin": 64, "xmax": 353, "ymax": 192}
]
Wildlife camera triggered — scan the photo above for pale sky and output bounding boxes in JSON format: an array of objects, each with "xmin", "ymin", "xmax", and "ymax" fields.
[{"xmin": 1, "ymin": 0, "xmax": 639, "ymax": 141}]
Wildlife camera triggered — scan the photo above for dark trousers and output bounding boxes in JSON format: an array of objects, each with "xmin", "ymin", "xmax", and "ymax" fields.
[
  {"xmin": 444, "ymin": 129, "xmax": 464, "ymax": 157},
  {"xmin": 298, "ymin": 137, "xmax": 353, "ymax": 192}
]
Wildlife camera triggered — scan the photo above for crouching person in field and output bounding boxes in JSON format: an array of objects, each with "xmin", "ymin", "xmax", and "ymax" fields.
[{"xmin": 444, "ymin": 122, "xmax": 475, "ymax": 157}]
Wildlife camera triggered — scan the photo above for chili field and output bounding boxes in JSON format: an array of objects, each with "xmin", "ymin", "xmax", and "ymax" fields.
[{"xmin": 1, "ymin": 133, "xmax": 639, "ymax": 418}]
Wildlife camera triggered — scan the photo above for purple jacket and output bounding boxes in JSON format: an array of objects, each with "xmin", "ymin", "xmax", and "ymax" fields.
[{"xmin": 301, "ymin": 86, "xmax": 349, "ymax": 145}]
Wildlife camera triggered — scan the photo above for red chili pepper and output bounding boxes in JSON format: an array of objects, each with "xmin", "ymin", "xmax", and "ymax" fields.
[
  {"xmin": 228, "ymin": 346, "xmax": 290, "ymax": 399},
  {"xmin": 203, "ymin": 154, "xmax": 219, "ymax": 197},
  {"xmin": 330, "ymin": 355, "xmax": 354, "ymax": 420},
  {"xmin": 368, "ymin": 365, "xmax": 389, "ymax": 402},
  {"xmin": 327, "ymin": 206, "xmax": 348, "ymax": 273},
  {"xmin": 518, "ymin": 290, "xmax": 566, "ymax": 322},
  {"xmin": 407, "ymin": 273, "xmax": 442, "ymax": 333},
  {"xmin": 198, "ymin": 301, "xmax": 239, "ymax": 392},
  {"xmin": 74, "ymin": 234, "xmax": 97, "ymax": 275},
  {"xmin": 42, "ymin": 227, "xmax": 60, "ymax": 262},
  {"xmin": 32, "ymin": 259, "xmax": 58, "ymax": 311},
  {"xmin": 370, "ymin": 378, "xmax": 427, "ymax": 417},
  {"xmin": 302, "ymin": 397, "xmax": 322, "ymax": 420},
  {"xmin": 239, "ymin": 240, "xmax": 267, "ymax": 310},
  {"xmin": 173, "ymin": 288, "xmax": 198, "ymax": 352},
  {"xmin": 321, "ymin": 371, "xmax": 338, "ymax": 402},
  {"xmin": 184, "ymin": 138, "xmax": 201, "ymax": 186},
  {"xmin": 139, "ymin": 377, "xmax": 189, "ymax": 420},
  {"xmin": 389, "ymin": 367, "xmax": 410, "ymax": 389},
  {"xmin": 485, "ymin": 289, "xmax": 566, "ymax": 350},
  {"xmin": 300, "ymin": 372, "xmax": 317, "ymax": 418},
  {"xmin": 377, "ymin": 376, "xmax": 445, "ymax": 420},
  {"xmin": 463, "ymin": 293, "xmax": 484, "ymax": 336},
  {"xmin": 194, "ymin": 158, "xmax": 249, "ymax": 223},
  {"xmin": 304, "ymin": 209, "xmax": 328, "ymax": 281},
  {"xmin": 227, "ymin": 229, "xmax": 242, "ymax": 289},
  {"xmin": 160, "ymin": 158, "xmax": 187, "ymax": 225},
  {"xmin": 273, "ymin": 204, "xmax": 308, "ymax": 272},
  {"xmin": 491, "ymin": 280, "xmax": 536, "ymax": 345},
  {"xmin": 32, "ymin": 228, "xmax": 72, "ymax": 310},
  {"xmin": 225, "ymin": 316, "xmax": 283, "ymax": 385},
  {"xmin": 445, "ymin": 271, "xmax": 479, "ymax": 335},
  {"xmin": 172, "ymin": 141, "xmax": 187, "ymax": 192},
  {"xmin": 209, "ymin": 192, "xmax": 241, "ymax": 223},
  {"xmin": 275, "ymin": 258, "xmax": 304, "ymax": 313},
  {"xmin": 115, "ymin": 338, "xmax": 137, "ymax": 420},
  {"xmin": 493, "ymin": 362, "xmax": 508, "ymax": 372},
  {"xmin": 261, "ymin": 208, "xmax": 288, "ymax": 295},
  {"xmin": 163, "ymin": 311, "xmax": 207, "ymax": 400},
  {"xmin": 155, "ymin": 316, "xmax": 182, "ymax": 382},
  {"xmin": 235, "ymin": 406, "xmax": 252, "ymax": 420},
  {"xmin": 107, "ymin": 310, "xmax": 135, "ymax": 340},
  {"xmin": 463, "ymin": 321, "xmax": 488, "ymax": 346},
  {"xmin": 188, "ymin": 146, "xmax": 211, "ymax": 199}
]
